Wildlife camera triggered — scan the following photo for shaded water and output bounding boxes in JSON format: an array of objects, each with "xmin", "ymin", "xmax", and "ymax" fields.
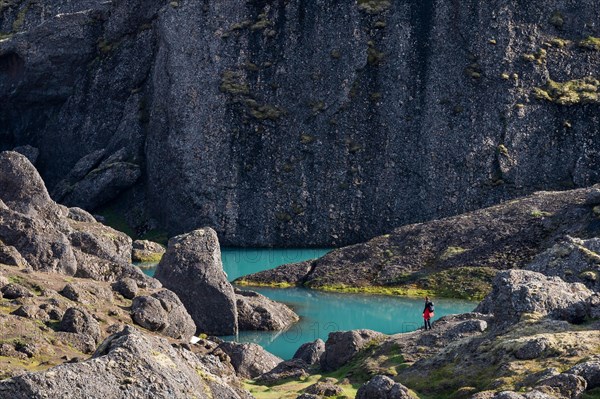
[{"xmin": 137, "ymin": 248, "xmax": 477, "ymax": 359}]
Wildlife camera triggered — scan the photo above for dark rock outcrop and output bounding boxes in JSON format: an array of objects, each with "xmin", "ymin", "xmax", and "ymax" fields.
[
  {"xmin": 476, "ymin": 270, "xmax": 593, "ymax": 325},
  {"xmin": 321, "ymin": 329, "xmax": 384, "ymax": 371},
  {"xmin": 154, "ymin": 228, "xmax": 238, "ymax": 336},
  {"xmin": 0, "ymin": 327, "xmax": 252, "ymax": 398},
  {"xmin": 356, "ymin": 375, "xmax": 413, "ymax": 399},
  {"xmin": 131, "ymin": 289, "xmax": 196, "ymax": 340},
  {"xmin": 235, "ymin": 288, "xmax": 299, "ymax": 331},
  {"xmin": 240, "ymin": 186, "xmax": 600, "ymax": 294},
  {"xmin": 0, "ymin": 152, "xmax": 156, "ymax": 287},
  {"xmin": 293, "ymin": 338, "xmax": 326, "ymax": 367},
  {"xmin": 2, "ymin": 0, "xmax": 600, "ymax": 247},
  {"xmin": 304, "ymin": 380, "xmax": 344, "ymax": 397},
  {"xmin": 217, "ymin": 341, "xmax": 282, "ymax": 379}
]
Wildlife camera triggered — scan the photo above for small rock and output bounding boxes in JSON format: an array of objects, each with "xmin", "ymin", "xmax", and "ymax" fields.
[
  {"xmin": 131, "ymin": 295, "xmax": 167, "ymax": 331},
  {"xmin": 0, "ymin": 245, "xmax": 29, "ymax": 268},
  {"xmin": 515, "ymin": 338, "xmax": 552, "ymax": 360},
  {"xmin": 321, "ymin": 329, "xmax": 384, "ymax": 371},
  {"xmin": 112, "ymin": 278, "xmax": 138, "ymax": 299},
  {"xmin": 0, "ymin": 343, "xmax": 28, "ymax": 360},
  {"xmin": 304, "ymin": 381, "xmax": 344, "ymax": 396},
  {"xmin": 1, "ymin": 283, "xmax": 33, "ymax": 299},
  {"xmin": 217, "ymin": 341, "xmax": 282, "ymax": 379},
  {"xmin": 131, "ymin": 290, "xmax": 196, "ymax": 340},
  {"xmin": 59, "ymin": 308, "xmax": 102, "ymax": 344},
  {"xmin": 132, "ymin": 240, "xmax": 165, "ymax": 262},
  {"xmin": 293, "ymin": 338, "xmax": 326, "ymax": 366},
  {"xmin": 356, "ymin": 375, "xmax": 413, "ymax": 399},
  {"xmin": 236, "ymin": 288, "xmax": 299, "ymax": 331},
  {"xmin": 256, "ymin": 359, "xmax": 309, "ymax": 384},
  {"xmin": 11, "ymin": 305, "xmax": 48, "ymax": 321},
  {"xmin": 296, "ymin": 394, "xmax": 320, "ymax": 399}
]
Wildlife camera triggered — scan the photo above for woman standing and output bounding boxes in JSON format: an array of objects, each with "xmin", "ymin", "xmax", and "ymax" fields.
[{"xmin": 423, "ymin": 296, "xmax": 434, "ymax": 330}]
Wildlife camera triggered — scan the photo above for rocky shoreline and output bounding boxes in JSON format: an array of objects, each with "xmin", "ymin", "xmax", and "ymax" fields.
[
  {"xmin": 0, "ymin": 150, "xmax": 598, "ymax": 399},
  {"xmin": 238, "ymin": 185, "xmax": 600, "ymax": 300}
]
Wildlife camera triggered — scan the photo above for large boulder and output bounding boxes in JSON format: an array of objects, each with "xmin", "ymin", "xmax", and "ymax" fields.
[
  {"xmin": 475, "ymin": 270, "xmax": 593, "ymax": 325},
  {"xmin": 526, "ymin": 236, "xmax": 600, "ymax": 291},
  {"xmin": 356, "ymin": 375, "xmax": 414, "ymax": 399},
  {"xmin": 154, "ymin": 228, "xmax": 238, "ymax": 336},
  {"xmin": 217, "ymin": 341, "xmax": 282, "ymax": 379},
  {"xmin": 0, "ymin": 151, "xmax": 53, "ymax": 215},
  {"xmin": 235, "ymin": 288, "xmax": 299, "ymax": 331},
  {"xmin": 321, "ymin": 329, "xmax": 384, "ymax": 371},
  {"xmin": 0, "ymin": 327, "xmax": 251, "ymax": 398},
  {"xmin": 293, "ymin": 338, "xmax": 326, "ymax": 366},
  {"xmin": 131, "ymin": 289, "xmax": 196, "ymax": 340}
]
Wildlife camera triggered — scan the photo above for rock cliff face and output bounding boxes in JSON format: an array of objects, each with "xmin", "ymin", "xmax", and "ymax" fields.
[{"xmin": 1, "ymin": 0, "xmax": 599, "ymax": 246}]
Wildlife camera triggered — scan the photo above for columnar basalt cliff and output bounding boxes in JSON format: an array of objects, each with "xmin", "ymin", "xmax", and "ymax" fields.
[{"xmin": 1, "ymin": 0, "xmax": 599, "ymax": 246}]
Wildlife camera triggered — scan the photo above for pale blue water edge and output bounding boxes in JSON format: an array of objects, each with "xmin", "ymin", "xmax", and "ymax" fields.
[{"xmin": 137, "ymin": 248, "xmax": 477, "ymax": 359}]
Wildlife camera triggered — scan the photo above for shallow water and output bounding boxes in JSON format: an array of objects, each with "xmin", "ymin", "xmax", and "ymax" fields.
[{"xmin": 137, "ymin": 248, "xmax": 477, "ymax": 359}]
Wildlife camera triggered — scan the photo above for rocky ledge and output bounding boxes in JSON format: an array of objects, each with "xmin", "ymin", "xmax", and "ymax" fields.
[{"xmin": 238, "ymin": 185, "xmax": 600, "ymax": 300}]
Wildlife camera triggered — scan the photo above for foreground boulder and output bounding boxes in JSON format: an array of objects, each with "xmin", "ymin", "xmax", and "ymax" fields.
[
  {"xmin": 567, "ymin": 356, "xmax": 600, "ymax": 389},
  {"xmin": 217, "ymin": 341, "xmax": 282, "ymax": 379},
  {"xmin": 0, "ymin": 151, "xmax": 155, "ymax": 287},
  {"xmin": 235, "ymin": 288, "xmax": 299, "ymax": 331},
  {"xmin": 131, "ymin": 289, "xmax": 196, "ymax": 340},
  {"xmin": 154, "ymin": 228, "xmax": 238, "ymax": 335},
  {"xmin": 476, "ymin": 270, "xmax": 593, "ymax": 325},
  {"xmin": 321, "ymin": 329, "xmax": 384, "ymax": 371},
  {"xmin": 0, "ymin": 327, "xmax": 251, "ymax": 398},
  {"xmin": 356, "ymin": 375, "xmax": 414, "ymax": 399}
]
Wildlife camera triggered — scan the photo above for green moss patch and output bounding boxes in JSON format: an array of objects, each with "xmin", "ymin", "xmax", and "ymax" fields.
[
  {"xmin": 357, "ymin": 0, "xmax": 391, "ymax": 14},
  {"xmin": 579, "ymin": 36, "xmax": 600, "ymax": 51},
  {"xmin": 416, "ymin": 267, "xmax": 498, "ymax": 301},
  {"xmin": 534, "ymin": 77, "xmax": 600, "ymax": 105}
]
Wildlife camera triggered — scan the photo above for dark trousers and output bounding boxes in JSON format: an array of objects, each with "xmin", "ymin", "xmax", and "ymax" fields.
[{"xmin": 424, "ymin": 318, "xmax": 432, "ymax": 330}]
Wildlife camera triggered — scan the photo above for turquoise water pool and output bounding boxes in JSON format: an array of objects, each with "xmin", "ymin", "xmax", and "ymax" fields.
[{"xmin": 137, "ymin": 248, "xmax": 477, "ymax": 359}]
